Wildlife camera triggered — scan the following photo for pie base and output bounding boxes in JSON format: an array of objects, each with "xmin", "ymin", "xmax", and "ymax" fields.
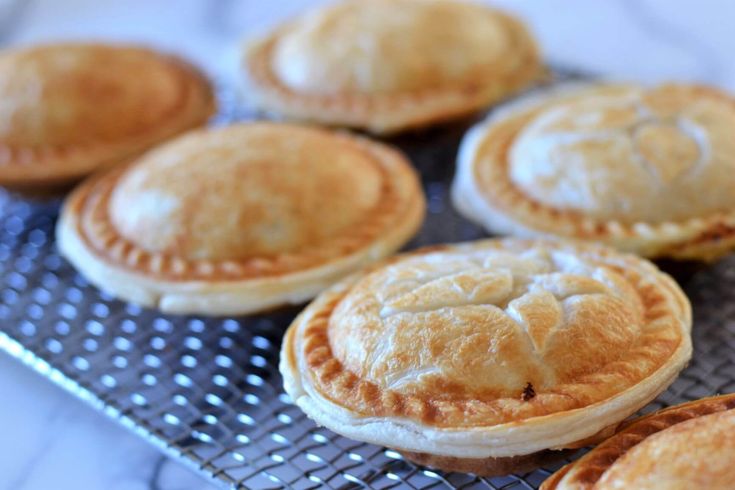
[{"xmin": 401, "ymin": 449, "xmax": 569, "ymax": 477}]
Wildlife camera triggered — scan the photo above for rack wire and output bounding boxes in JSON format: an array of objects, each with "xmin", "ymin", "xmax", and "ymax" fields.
[{"xmin": 0, "ymin": 73, "xmax": 733, "ymax": 489}]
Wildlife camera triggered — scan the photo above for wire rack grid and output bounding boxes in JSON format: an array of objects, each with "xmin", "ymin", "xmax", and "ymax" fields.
[{"xmin": 0, "ymin": 74, "xmax": 734, "ymax": 490}]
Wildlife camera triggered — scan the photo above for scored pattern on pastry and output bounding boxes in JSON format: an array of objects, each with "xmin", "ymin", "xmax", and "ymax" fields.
[
  {"xmin": 545, "ymin": 393, "xmax": 735, "ymax": 489},
  {"xmin": 66, "ymin": 125, "xmax": 418, "ymax": 281},
  {"xmin": 458, "ymin": 83, "xmax": 735, "ymax": 258},
  {"xmin": 299, "ymin": 240, "xmax": 689, "ymax": 428},
  {"xmin": 0, "ymin": 44, "xmax": 214, "ymax": 175}
]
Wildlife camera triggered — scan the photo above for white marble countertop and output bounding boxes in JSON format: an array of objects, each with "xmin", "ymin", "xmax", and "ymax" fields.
[{"xmin": 1, "ymin": 1, "xmax": 734, "ymax": 489}]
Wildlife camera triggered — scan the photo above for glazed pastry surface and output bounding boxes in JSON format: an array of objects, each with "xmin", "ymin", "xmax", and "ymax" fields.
[
  {"xmin": 507, "ymin": 84, "xmax": 735, "ymax": 223},
  {"xmin": 109, "ymin": 124, "xmax": 384, "ymax": 260}
]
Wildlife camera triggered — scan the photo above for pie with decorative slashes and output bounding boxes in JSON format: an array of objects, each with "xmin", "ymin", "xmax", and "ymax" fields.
[
  {"xmin": 280, "ymin": 238, "xmax": 692, "ymax": 475},
  {"xmin": 453, "ymin": 83, "xmax": 735, "ymax": 261}
]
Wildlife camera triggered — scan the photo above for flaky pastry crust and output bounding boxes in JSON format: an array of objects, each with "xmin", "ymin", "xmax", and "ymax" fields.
[
  {"xmin": 243, "ymin": 0, "xmax": 541, "ymax": 134},
  {"xmin": 542, "ymin": 393, "xmax": 735, "ymax": 489},
  {"xmin": 280, "ymin": 239, "xmax": 691, "ymax": 473},
  {"xmin": 452, "ymin": 83, "xmax": 735, "ymax": 261},
  {"xmin": 0, "ymin": 42, "xmax": 215, "ymax": 192},
  {"xmin": 57, "ymin": 123, "xmax": 425, "ymax": 315}
]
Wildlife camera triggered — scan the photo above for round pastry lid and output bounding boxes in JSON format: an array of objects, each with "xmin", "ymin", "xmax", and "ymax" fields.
[
  {"xmin": 57, "ymin": 123, "xmax": 425, "ymax": 315},
  {"xmin": 453, "ymin": 83, "xmax": 735, "ymax": 260},
  {"xmin": 281, "ymin": 239, "xmax": 692, "ymax": 459},
  {"xmin": 0, "ymin": 42, "xmax": 215, "ymax": 189},
  {"xmin": 244, "ymin": 0, "xmax": 541, "ymax": 133},
  {"xmin": 543, "ymin": 393, "xmax": 735, "ymax": 489}
]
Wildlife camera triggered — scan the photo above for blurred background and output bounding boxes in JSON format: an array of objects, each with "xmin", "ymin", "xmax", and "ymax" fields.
[
  {"xmin": 2, "ymin": 0, "xmax": 734, "ymax": 88},
  {"xmin": 0, "ymin": 1, "xmax": 733, "ymax": 489}
]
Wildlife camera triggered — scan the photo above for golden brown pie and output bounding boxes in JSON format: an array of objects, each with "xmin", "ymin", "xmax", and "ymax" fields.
[
  {"xmin": 280, "ymin": 238, "xmax": 692, "ymax": 475},
  {"xmin": 0, "ymin": 42, "xmax": 215, "ymax": 193},
  {"xmin": 243, "ymin": 0, "xmax": 541, "ymax": 134},
  {"xmin": 542, "ymin": 393, "xmax": 735, "ymax": 489},
  {"xmin": 57, "ymin": 122, "xmax": 425, "ymax": 315},
  {"xmin": 453, "ymin": 83, "xmax": 735, "ymax": 261}
]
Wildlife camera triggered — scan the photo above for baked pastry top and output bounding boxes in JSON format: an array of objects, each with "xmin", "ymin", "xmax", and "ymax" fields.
[
  {"xmin": 0, "ymin": 42, "xmax": 215, "ymax": 190},
  {"xmin": 542, "ymin": 393, "xmax": 735, "ymax": 490},
  {"xmin": 244, "ymin": 0, "xmax": 541, "ymax": 133},
  {"xmin": 453, "ymin": 83, "xmax": 735, "ymax": 260},
  {"xmin": 281, "ymin": 239, "xmax": 691, "ymax": 460},
  {"xmin": 57, "ymin": 122, "xmax": 425, "ymax": 315}
]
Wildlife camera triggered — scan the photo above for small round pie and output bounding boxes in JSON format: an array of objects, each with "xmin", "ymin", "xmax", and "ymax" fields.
[
  {"xmin": 57, "ymin": 123, "xmax": 425, "ymax": 315},
  {"xmin": 0, "ymin": 42, "xmax": 215, "ymax": 193},
  {"xmin": 280, "ymin": 238, "xmax": 692, "ymax": 475},
  {"xmin": 243, "ymin": 0, "xmax": 541, "ymax": 134},
  {"xmin": 453, "ymin": 83, "xmax": 735, "ymax": 261},
  {"xmin": 542, "ymin": 393, "xmax": 735, "ymax": 489}
]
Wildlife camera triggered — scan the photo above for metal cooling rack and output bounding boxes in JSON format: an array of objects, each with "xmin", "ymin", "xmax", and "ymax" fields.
[{"xmin": 1, "ymin": 73, "xmax": 734, "ymax": 490}]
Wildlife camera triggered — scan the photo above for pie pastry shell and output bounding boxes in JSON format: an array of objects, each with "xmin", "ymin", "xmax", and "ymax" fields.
[
  {"xmin": 0, "ymin": 42, "xmax": 215, "ymax": 193},
  {"xmin": 541, "ymin": 393, "xmax": 735, "ymax": 489},
  {"xmin": 280, "ymin": 238, "xmax": 692, "ymax": 475},
  {"xmin": 57, "ymin": 123, "xmax": 425, "ymax": 315},
  {"xmin": 242, "ymin": 0, "xmax": 541, "ymax": 134},
  {"xmin": 452, "ymin": 83, "xmax": 735, "ymax": 261}
]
